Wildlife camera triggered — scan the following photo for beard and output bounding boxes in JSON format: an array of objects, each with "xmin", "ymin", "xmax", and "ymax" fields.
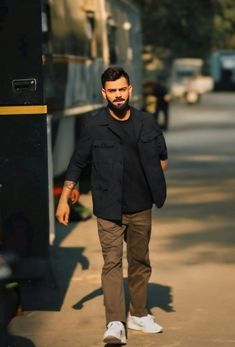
[{"xmin": 107, "ymin": 96, "xmax": 130, "ymax": 116}]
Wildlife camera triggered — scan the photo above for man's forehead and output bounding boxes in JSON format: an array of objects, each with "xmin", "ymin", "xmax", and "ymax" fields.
[{"xmin": 104, "ymin": 76, "xmax": 129, "ymax": 89}]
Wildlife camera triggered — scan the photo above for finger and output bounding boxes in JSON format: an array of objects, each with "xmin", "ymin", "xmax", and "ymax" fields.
[
  {"xmin": 64, "ymin": 212, "xmax": 69, "ymax": 225},
  {"xmin": 56, "ymin": 213, "xmax": 68, "ymax": 226}
]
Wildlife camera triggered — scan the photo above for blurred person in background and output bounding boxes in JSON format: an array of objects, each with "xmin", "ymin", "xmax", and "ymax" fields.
[
  {"xmin": 56, "ymin": 66, "xmax": 168, "ymax": 345},
  {"xmin": 153, "ymin": 77, "xmax": 170, "ymax": 131}
]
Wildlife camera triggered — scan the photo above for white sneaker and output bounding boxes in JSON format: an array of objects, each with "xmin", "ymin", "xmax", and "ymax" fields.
[
  {"xmin": 127, "ymin": 314, "xmax": 163, "ymax": 333},
  {"xmin": 103, "ymin": 321, "xmax": 127, "ymax": 344}
]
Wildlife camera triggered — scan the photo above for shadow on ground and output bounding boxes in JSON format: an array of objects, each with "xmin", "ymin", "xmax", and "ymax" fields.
[
  {"xmin": 153, "ymin": 151, "xmax": 235, "ymax": 264},
  {"xmin": 19, "ymin": 221, "xmax": 89, "ymax": 311},
  {"xmin": 9, "ymin": 335, "xmax": 36, "ymax": 347},
  {"xmin": 73, "ymin": 279, "xmax": 174, "ymax": 313}
]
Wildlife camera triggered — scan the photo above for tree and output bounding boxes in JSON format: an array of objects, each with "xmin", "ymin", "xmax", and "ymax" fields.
[
  {"xmin": 132, "ymin": 0, "xmax": 235, "ymax": 60},
  {"xmin": 212, "ymin": 0, "xmax": 235, "ymax": 49}
]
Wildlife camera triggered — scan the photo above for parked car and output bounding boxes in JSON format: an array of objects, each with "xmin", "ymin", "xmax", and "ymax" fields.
[{"xmin": 169, "ymin": 58, "xmax": 214, "ymax": 104}]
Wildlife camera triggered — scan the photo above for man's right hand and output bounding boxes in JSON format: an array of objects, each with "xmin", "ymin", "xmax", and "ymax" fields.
[
  {"xmin": 70, "ymin": 187, "xmax": 80, "ymax": 204},
  {"xmin": 56, "ymin": 200, "xmax": 70, "ymax": 226},
  {"xmin": 55, "ymin": 180, "xmax": 76, "ymax": 225}
]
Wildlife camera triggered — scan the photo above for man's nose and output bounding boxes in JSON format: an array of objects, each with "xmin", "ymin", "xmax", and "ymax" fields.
[{"xmin": 115, "ymin": 90, "xmax": 121, "ymax": 97}]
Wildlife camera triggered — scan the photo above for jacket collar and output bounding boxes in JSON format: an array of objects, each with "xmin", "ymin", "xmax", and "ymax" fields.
[
  {"xmin": 96, "ymin": 106, "xmax": 143, "ymax": 139},
  {"xmin": 131, "ymin": 107, "xmax": 144, "ymax": 140}
]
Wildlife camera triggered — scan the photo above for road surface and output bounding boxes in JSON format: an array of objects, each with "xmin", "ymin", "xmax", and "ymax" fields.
[{"xmin": 9, "ymin": 92, "xmax": 235, "ymax": 347}]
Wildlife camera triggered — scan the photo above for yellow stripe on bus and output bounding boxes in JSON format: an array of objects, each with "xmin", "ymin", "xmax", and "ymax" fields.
[
  {"xmin": 0, "ymin": 105, "xmax": 47, "ymax": 115},
  {"xmin": 51, "ymin": 54, "xmax": 88, "ymax": 64}
]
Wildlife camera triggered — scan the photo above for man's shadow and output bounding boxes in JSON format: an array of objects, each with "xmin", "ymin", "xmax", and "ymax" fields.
[
  {"xmin": 19, "ymin": 222, "xmax": 90, "ymax": 312},
  {"xmin": 73, "ymin": 279, "xmax": 174, "ymax": 346},
  {"xmin": 8, "ymin": 335, "xmax": 36, "ymax": 347},
  {"xmin": 73, "ymin": 278, "xmax": 174, "ymax": 313}
]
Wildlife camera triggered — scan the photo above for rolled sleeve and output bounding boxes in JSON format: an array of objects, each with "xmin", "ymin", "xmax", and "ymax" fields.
[
  {"xmin": 65, "ymin": 120, "xmax": 92, "ymax": 183},
  {"xmin": 157, "ymin": 133, "xmax": 168, "ymax": 160}
]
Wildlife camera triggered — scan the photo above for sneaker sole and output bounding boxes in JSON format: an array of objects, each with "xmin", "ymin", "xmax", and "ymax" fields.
[
  {"xmin": 127, "ymin": 322, "xmax": 163, "ymax": 333},
  {"xmin": 103, "ymin": 335, "xmax": 127, "ymax": 344}
]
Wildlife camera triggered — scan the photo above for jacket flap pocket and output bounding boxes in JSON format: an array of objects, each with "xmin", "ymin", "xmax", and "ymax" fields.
[
  {"xmin": 141, "ymin": 131, "xmax": 158, "ymax": 143},
  {"xmin": 93, "ymin": 140, "xmax": 115, "ymax": 148}
]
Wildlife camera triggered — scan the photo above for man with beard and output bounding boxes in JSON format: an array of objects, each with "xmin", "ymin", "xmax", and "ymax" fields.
[{"xmin": 56, "ymin": 67, "xmax": 168, "ymax": 344}]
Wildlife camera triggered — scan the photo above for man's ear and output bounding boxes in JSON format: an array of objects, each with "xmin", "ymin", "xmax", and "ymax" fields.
[
  {"xmin": 101, "ymin": 88, "xmax": 107, "ymax": 100},
  {"xmin": 129, "ymin": 85, "xmax": 133, "ymax": 97}
]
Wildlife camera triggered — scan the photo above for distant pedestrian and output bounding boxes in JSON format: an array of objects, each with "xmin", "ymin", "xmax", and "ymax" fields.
[
  {"xmin": 153, "ymin": 78, "xmax": 170, "ymax": 131},
  {"xmin": 56, "ymin": 66, "xmax": 168, "ymax": 344}
]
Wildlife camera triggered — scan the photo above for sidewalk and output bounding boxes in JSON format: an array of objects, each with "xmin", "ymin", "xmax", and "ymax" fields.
[
  {"xmin": 8, "ymin": 95, "xmax": 235, "ymax": 346},
  {"xmin": 9, "ymin": 191, "xmax": 235, "ymax": 347}
]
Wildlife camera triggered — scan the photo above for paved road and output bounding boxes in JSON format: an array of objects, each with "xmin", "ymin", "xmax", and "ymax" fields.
[{"xmin": 9, "ymin": 92, "xmax": 235, "ymax": 346}]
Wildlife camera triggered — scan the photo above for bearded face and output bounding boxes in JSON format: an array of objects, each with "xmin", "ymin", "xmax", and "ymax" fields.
[
  {"xmin": 102, "ymin": 76, "xmax": 132, "ymax": 117},
  {"xmin": 106, "ymin": 95, "xmax": 130, "ymax": 113}
]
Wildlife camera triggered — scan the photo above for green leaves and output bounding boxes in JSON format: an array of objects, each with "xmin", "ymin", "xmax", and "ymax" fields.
[{"xmin": 132, "ymin": 0, "xmax": 235, "ymax": 60}]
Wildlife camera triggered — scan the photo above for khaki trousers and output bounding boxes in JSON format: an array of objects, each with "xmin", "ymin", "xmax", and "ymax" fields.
[{"xmin": 97, "ymin": 209, "xmax": 152, "ymax": 324}]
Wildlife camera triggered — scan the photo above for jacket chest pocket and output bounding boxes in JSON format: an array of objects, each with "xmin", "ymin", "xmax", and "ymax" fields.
[
  {"xmin": 140, "ymin": 132, "xmax": 165, "ymax": 164},
  {"xmin": 92, "ymin": 140, "xmax": 117, "ymax": 189},
  {"xmin": 141, "ymin": 131, "xmax": 159, "ymax": 153},
  {"xmin": 92, "ymin": 140, "xmax": 117, "ymax": 165}
]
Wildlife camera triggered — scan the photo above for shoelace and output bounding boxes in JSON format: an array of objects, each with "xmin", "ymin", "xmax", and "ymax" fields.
[
  {"xmin": 148, "ymin": 314, "xmax": 155, "ymax": 321},
  {"xmin": 141, "ymin": 314, "xmax": 155, "ymax": 323},
  {"xmin": 108, "ymin": 321, "xmax": 123, "ymax": 329}
]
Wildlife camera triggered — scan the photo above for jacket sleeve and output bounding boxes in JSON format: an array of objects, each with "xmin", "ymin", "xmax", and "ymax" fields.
[
  {"xmin": 149, "ymin": 113, "xmax": 168, "ymax": 161},
  {"xmin": 65, "ymin": 119, "xmax": 93, "ymax": 183},
  {"xmin": 157, "ymin": 132, "xmax": 168, "ymax": 161}
]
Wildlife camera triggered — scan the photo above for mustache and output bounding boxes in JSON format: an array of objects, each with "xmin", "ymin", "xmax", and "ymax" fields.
[
  {"xmin": 113, "ymin": 98, "xmax": 125, "ymax": 102},
  {"xmin": 107, "ymin": 96, "xmax": 129, "ymax": 113}
]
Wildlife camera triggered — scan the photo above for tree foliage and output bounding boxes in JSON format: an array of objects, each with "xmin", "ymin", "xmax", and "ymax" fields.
[
  {"xmin": 213, "ymin": 0, "xmax": 235, "ymax": 49},
  {"xmin": 132, "ymin": 0, "xmax": 235, "ymax": 60}
]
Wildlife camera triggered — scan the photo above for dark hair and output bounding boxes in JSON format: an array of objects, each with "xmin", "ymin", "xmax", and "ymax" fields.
[{"xmin": 101, "ymin": 66, "xmax": 130, "ymax": 88}]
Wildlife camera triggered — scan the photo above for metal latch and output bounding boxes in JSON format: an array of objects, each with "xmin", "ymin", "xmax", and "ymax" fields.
[{"xmin": 12, "ymin": 78, "xmax": 37, "ymax": 93}]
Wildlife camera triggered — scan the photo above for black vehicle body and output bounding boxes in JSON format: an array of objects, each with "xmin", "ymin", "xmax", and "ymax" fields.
[{"xmin": 0, "ymin": 0, "xmax": 142, "ymax": 279}]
